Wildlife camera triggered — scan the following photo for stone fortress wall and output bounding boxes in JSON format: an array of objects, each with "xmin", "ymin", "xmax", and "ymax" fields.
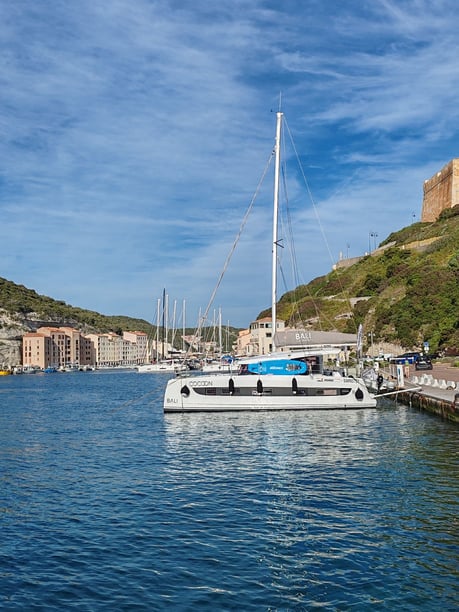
[{"xmin": 422, "ymin": 158, "xmax": 459, "ymax": 222}]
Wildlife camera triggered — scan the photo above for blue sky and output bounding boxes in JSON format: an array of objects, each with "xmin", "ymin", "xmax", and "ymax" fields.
[{"xmin": 1, "ymin": 1, "xmax": 459, "ymax": 329}]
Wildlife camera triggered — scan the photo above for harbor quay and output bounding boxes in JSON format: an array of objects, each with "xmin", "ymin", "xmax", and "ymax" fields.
[{"xmin": 396, "ymin": 363, "xmax": 459, "ymax": 424}]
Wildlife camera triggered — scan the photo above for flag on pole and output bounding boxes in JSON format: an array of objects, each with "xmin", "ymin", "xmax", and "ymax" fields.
[{"xmin": 357, "ymin": 324, "xmax": 363, "ymax": 357}]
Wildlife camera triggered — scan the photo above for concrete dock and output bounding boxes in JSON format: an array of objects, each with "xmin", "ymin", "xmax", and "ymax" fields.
[{"xmin": 387, "ymin": 364, "xmax": 459, "ymax": 424}]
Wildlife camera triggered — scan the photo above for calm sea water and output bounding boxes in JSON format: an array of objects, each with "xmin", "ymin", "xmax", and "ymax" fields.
[{"xmin": 0, "ymin": 370, "xmax": 457, "ymax": 611}]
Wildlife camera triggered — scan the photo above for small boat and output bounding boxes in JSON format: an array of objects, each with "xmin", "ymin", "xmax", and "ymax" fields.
[
  {"xmin": 0, "ymin": 369, "xmax": 11, "ymax": 376},
  {"xmin": 201, "ymin": 355, "xmax": 237, "ymax": 374},
  {"xmin": 138, "ymin": 360, "xmax": 189, "ymax": 374},
  {"xmin": 164, "ymin": 111, "xmax": 376, "ymax": 412}
]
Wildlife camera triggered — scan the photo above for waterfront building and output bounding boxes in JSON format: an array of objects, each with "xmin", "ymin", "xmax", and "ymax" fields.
[
  {"xmin": 22, "ymin": 332, "xmax": 49, "ymax": 369},
  {"xmin": 22, "ymin": 326, "xmax": 91, "ymax": 369},
  {"xmin": 85, "ymin": 333, "xmax": 119, "ymax": 367},
  {"xmin": 235, "ymin": 317, "xmax": 285, "ymax": 356},
  {"xmin": 122, "ymin": 331, "xmax": 148, "ymax": 364},
  {"xmin": 22, "ymin": 327, "xmax": 149, "ymax": 369},
  {"xmin": 235, "ymin": 328, "xmax": 251, "ymax": 356}
]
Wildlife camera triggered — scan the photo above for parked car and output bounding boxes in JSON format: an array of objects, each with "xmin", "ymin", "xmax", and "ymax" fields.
[
  {"xmin": 401, "ymin": 351, "xmax": 421, "ymax": 362},
  {"xmin": 390, "ymin": 352, "xmax": 421, "ymax": 365},
  {"xmin": 415, "ymin": 358, "xmax": 433, "ymax": 370}
]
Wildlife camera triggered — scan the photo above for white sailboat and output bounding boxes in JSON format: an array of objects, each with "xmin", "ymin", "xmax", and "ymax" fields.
[
  {"xmin": 138, "ymin": 290, "xmax": 189, "ymax": 374},
  {"xmin": 163, "ymin": 111, "xmax": 376, "ymax": 412},
  {"xmin": 138, "ymin": 360, "xmax": 188, "ymax": 374}
]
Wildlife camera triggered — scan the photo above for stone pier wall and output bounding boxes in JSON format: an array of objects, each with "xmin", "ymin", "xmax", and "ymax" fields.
[{"xmin": 396, "ymin": 390, "xmax": 459, "ymax": 424}]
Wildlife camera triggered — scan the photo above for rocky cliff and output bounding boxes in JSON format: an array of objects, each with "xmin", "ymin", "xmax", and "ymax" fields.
[{"xmin": 0, "ymin": 310, "xmax": 30, "ymax": 367}]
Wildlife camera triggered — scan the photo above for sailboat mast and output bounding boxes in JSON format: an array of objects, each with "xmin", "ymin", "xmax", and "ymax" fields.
[
  {"xmin": 161, "ymin": 288, "xmax": 166, "ymax": 360},
  {"xmin": 218, "ymin": 307, "xmax": 222, "ymax": 355},
  {"xmin": 271, "ymin": 111, "xmax": 283, "ymax": 352},
  {"xmin": 165, "ymin": 292, "xmax": 169, "ymax": 359},
  {"xmin": 182, "ymin": 299, "xmax": 186, "ymax": 353},
  {"xmin": 156, "ymin": 298, "xmax": 161, "ymax": 361}
]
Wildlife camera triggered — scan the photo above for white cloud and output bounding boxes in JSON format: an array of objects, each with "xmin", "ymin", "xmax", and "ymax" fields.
[{"xmin": 1, "ymin": 0, "xmax": 459, "ymax": 328}]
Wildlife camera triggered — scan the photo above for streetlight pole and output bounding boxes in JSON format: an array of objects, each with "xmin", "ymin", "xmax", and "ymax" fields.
[
  {"xmin": 369, "ymin": 232, "xmax": 378, "ymax": 253},
  {"xmin": 373, "ymin": 232, "xmax": 378, "ymax": 251}
]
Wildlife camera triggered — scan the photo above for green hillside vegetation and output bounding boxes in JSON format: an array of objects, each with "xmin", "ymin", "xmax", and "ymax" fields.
[
  {"xmin": 259, "ymin": 205, "xmax": 459, "ymax": 353},
  {"xmin": 0, "ymin": 277, "xmax": 155, "ymax": 335},
  {"xmin": 0, "ymin": 277, "xmax": 239, "ymax": 351}
]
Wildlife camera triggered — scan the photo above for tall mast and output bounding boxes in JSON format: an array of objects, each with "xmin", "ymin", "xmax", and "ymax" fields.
[
  {"xmin": 165, "ymin": 292, "xmax": 169, "ymax": 359},
  {"xmin": 218, "ymin": 307, "xmax": 222, "ymax": 355},
  {"xmin": 161, "ymin": 288, "xmax": 166, "ymax": 360},
  {"xmin": 182, "ymin": 299, "xmax": 186, "ymax": 352},
  {"xmin": 271, "ymin": 111, "xmax": 283, "ymax": 352},
  {"xmin": 155, "ymin": 298, "xmax": 161, "ymax": 361}
]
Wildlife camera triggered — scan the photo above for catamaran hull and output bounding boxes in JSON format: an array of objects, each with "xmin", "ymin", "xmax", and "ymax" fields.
[{"xmin": 163, "ymin": 373, "xmax": 377, "ymax": 412}]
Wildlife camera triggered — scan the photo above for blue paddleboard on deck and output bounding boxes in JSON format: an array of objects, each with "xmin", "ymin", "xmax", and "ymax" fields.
[{"xmin": 247, "ymin": 359, "xmax": 308, "ymax": 375}]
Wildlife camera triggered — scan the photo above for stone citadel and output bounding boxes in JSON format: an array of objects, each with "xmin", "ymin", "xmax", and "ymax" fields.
[{"xmin": 422, "ymin": 158, "xmax": 459, "ymax": 221}]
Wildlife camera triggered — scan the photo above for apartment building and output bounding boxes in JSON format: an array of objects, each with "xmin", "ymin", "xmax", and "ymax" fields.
[
  {"xmin": 22, "ymin": 326, "xmax": 88, "ymax": 369},
  {"xmin": 123, "ymin": 331, "xmax": 148, "ymax": 364},
  {"xmin": 85, "ymin": 333, "xmax": 118, "ymax": 367},
  {"xmin": 23, "ymin": 332, "xmax": 50, "ymax": 369},
  {"xmin": 22, "ymin": 327, "xmax": 148, "ymax": 369},
  {"xmin": 235, "ymin": 317, "xmax": 286, "ymax": 356}
]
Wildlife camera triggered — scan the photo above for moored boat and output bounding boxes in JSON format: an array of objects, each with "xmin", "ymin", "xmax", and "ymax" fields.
[
  {"xmin": 201, "ymin": 355, "xmax": 237, "ymax": 374},
  {"xmin": 164, "ymin": 349, "xmax": 375, "ymax": 412},
  {"xmin": 138, "ymin": 360, "xmax": 189, "ymax": 374},
  {"xmin": 164, "ymin": 110, "xmax": 376, "ymax": 413}
]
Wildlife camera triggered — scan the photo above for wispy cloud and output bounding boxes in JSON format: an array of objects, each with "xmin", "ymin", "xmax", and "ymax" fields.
[{"xmin": 1, "ymin": 0, "xmax": 458, "ymax": 327}]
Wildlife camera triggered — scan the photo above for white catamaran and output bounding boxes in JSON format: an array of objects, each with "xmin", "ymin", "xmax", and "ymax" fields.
[{"xmin": 163, "ymin": 112, "xmax": 376, "ymax": 412}]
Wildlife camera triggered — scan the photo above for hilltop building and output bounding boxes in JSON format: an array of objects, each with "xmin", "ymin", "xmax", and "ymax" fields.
[{"xmin": 422, "ymin": 159, "xmax": 459, "ymax": 222}]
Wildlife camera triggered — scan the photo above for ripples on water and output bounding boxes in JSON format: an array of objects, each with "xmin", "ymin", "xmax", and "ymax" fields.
[{"xmin": 0, "ymin": 371, "xmax": 457, "ymax": 610}]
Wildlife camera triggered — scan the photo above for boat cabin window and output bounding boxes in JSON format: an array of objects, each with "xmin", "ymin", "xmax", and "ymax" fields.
[{"xmin": 221, "ymin": 388, "xmax": 240, "ymax": 395}]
